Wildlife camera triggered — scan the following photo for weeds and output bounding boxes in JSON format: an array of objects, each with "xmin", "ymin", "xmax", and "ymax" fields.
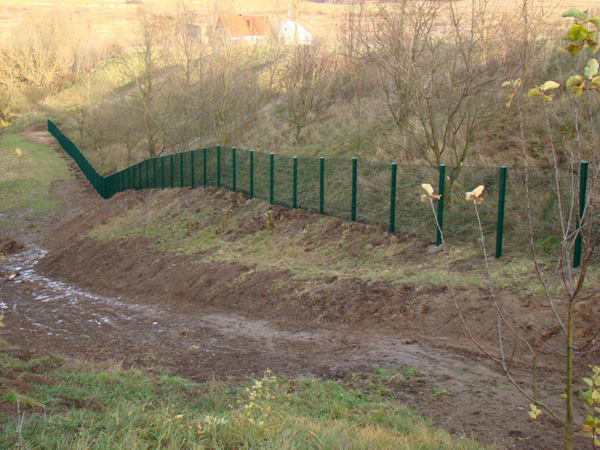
[{"xmin": 0, "ymin": 346, "xmax": 483, "ymax": 449}]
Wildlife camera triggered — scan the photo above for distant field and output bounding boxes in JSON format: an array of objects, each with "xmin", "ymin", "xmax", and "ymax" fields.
[
  {"xmin": 1, "ymin": 0, "xmax": 599, "ymax": 44},
  {"xmin": 0, "ymin": 0, "xmax": 345, "ymax": 42}
]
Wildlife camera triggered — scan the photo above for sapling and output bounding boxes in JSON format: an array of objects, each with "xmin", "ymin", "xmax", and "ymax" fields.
[{"xmin": 423, "ymin": 8, "xmax": 600, "ymax": 449}]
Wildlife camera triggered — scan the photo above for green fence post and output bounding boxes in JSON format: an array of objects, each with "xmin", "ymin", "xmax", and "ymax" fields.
[
  {"xmin": 495, "ymin": 166, "xmax": 507, "ymax": 258},
  {"xmin": 190, "ymin": 152, "xmax": 195, "ymax": 189},
  {"xmin": 161, "ymin": 158, "xmax": 165, "ymax": 189},
  {"xmin": 269, "ymin": 153, "xmax": 275, "ymax": 205},
  {"xmin": 145, "ymin": 160, "xmax": 149, "ymax": 188},
  {"xmin": 436, "ymin": 164, "xmax": 446, "ymax": 246},
  {"xmin": 389, "ymin": 163, "xmax": 397, "ymax": 234},
  {"xmin": 319, "ymin": 157, "xmax": 325, "ymax": 214},
  {"xmin": 152, "ymin": 158, "xmax": 157, "ymax": 188},
  {"xmin": 232, "ymin": 147, "xmax": 237, "ymax": 192},
  {"xmin": 217, "ymin": 145, "xmax": 221, "ymax": 188},
  {"xmin": 180, "ymin": 153, "xmax": 184, "ymax": 187},
  {"xmin": 249, "ymin": 150, "xmax": 254, "ymax": 199},
  {"xmin": 138, "ymin": 163, "xmax": 142, "ymax": 189},
  {"xmin": 351, "ymin": 157, "xmax": 358, "ymax": 221},
  {"xmin": 203, "ymin": 147, "xmax": 207, "ymax": 188},
  {"xmin": 293, "ymin": 156, "xmax": 298, "ymax": 209},
  {"xmin": 574, "ymin": 160, "xmax": 589, "ymax": 268},
  {"xmin": 170, "ymin": 154, "xmax": 174, "ymax": 188}
]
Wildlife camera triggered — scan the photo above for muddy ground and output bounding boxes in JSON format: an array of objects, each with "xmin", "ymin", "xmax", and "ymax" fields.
[{"xmin": 0, "ymin": 131, "xmax": 594, "ymax": 449}]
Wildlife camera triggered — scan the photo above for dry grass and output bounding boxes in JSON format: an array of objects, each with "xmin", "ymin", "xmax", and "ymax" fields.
[{"xmin": 2, "ymin": 0, "xmax": 598, "ymax": 44}]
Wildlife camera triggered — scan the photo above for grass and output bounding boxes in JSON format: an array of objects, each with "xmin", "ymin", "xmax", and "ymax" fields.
[
  {"xmin": 0, "ymin": 132, "xmax": 72, "ymax": 228},
  {"xmin": 0, "ymin": 340, "xmax": 484, "ymax": 449},
  {"xmin": 87, "ymin": 189, "xmax": 600, "ymax": 295}
]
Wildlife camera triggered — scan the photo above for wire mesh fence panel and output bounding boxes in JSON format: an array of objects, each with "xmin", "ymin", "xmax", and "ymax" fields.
[
  {"xmin": 235, "ymin": 149, "xmax": 251, "ymax": 196},
  {"xmin": 323, "ymin": 158, "xmax": 353, "ymax": 220},
  {"xmin": 181, "ymin": 152, "xmax": 192, "ymax": 187},
  {"xmin": 441, "ymin": 166, "xmax": 500, "ymax": 249},
  {"xmin": 149, "ymin": 158, "xmax": 158, "ymax": 189},
  {"xmin": 501, "ymin": 165, "xmax": 577, "ymax": 260},
  {"xmin": 47, "ymin": 121, "xmax": 599, "ymax": 264},
  {"xmin": 296, "ymin": 157, "xmax": 320, "ymax": 213},
  {"xmin": 356, "ymin": 160, "xmax": 391, "ymax": 228},
  {"xmin": 393, "ymin": 164, "xmax": 439, "ymax": 242},
  {"xmin": 273, "ymin": 154, "xmax": 294, "ymax": 208},
  {"xmin": 172, "ymin": 153, "xmax": 182, "ymax": 188},
  {"xmin": 251, "ymin": 151, "xmax": 271, "ymax": 203},
  {"xmin": 189, "ymin": 150, "xmax": 199, "ymax": 189},
  {"xmin": 584, "ymin": 162, "xmax": 600, "ymax": 265},
  {"xmin": 203, "ymin": 147, "xmax": 219, "ymax": 187},
  {"xmin": 219, "ymin": 147, "xmax": 234, "ymax": 191}
]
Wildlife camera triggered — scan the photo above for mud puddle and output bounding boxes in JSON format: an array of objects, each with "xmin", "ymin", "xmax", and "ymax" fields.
[
  {"xmin": 0, "ymin": 243, "xmax": 553, "ymax": 447},
  {"xmin": 1, "ymin": 243, "xmax": 475, "ymax": 378}
]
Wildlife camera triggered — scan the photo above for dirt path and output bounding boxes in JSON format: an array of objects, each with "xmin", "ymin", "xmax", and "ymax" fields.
[{"xmin": 0, "ymin": 131, "xmax": 573, "ymax": 449}]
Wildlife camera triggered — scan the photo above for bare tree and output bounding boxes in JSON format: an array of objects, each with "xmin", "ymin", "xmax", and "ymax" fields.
[
  {"xmin": 359, "ymin": 0, "xmax": 510, "ymax": 182},
  {"xmin": 117, "ymin": 9, "xmax": 177, "ymax": 159},
  {"xmin": 204, "ymin": 31, "xmax": 279, "ymax": 146},
  {"xmin": 279, "ymin": 43, "xmax": 337, "ymax": 143}
]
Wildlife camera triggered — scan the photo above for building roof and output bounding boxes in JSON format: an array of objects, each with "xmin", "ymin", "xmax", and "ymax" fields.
[
  {"xmin": 276, "ymin": 20, "xmax": 313, "ymax": 44},
  {"xmin": 219, "ymin": 15, "xmax": 273, "ymax": 39}
]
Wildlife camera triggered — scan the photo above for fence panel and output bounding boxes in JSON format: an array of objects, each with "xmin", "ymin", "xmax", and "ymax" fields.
[
  {"xmin": 296, "ymin": 156, "xmax": 320, "ymax": 213},
  {"xmin": 323, "ymin": 157, "xmax": 353, "ymax": 220},
  {"xmin": 47, "ymin": 120, "xmax": 598, "ymax": 265},
  {"xmin": 441, "ymin": 165, "xmax": 500, "ymax": 250}
]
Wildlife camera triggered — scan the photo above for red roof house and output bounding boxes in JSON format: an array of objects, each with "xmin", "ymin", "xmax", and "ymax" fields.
[{"xmin": 218, "ymin": 15, "xmax": 273, "ymax": 43}]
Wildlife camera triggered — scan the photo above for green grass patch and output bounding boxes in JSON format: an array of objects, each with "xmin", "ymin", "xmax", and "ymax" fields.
[
  {"xmin": 0, "ymin": 343, "xmax": 484, "ymax": 449},
  {"xmin": 88, "ymin": 189, "xmax": 600, "ymax": 294},
  {"xmin": 0, "ymin": 132, "xmax": 72, "ymax": 227}
]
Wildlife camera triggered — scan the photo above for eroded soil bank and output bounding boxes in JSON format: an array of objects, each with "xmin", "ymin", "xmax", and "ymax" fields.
[{"xmin": 2, "ymin": 131, "xmax": 597, "ymax": 448}]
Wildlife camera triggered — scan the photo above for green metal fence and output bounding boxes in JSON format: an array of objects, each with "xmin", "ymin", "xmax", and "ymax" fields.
[{"xmin": 48, "ymin": 119, "xmax": 598, "ymax": 264}]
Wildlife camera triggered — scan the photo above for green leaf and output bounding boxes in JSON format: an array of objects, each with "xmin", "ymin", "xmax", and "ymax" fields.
[
  {"xmin": 589, "ymin": 17, "xmax": 600, "ymax": 30},
  {"xmin": 584, "ymin": 377, "xmax": 594, "ymax": 387},
  {"xmin": 570, "ymin": 24, "xmax": 583, "ymax": 41},
  {"xmin": 577, "ymin": 27, "xmax": 590, "ymax": 41},
  {"xmin": 563, "ymin": 8, "xmax": 584, "ymax": 20},
  {"xmin": 567, "ymin": 44, "xmax": 581, "ymax": 56},
  {"xmin": 528, "ymin": 88, "xmax": 541, "ymax": 98},
  {"xmin": 584, "ymin": 59, "xmax": 599, "ymax": 78},
  {"xmin": 541, "ymin": 80, "xmax": 561, "ymax": 91},
  {"xmin": 501, "ymin": 81, "xmax": 512, "ymax": 88},
  {"xmin": 567, "ymin": 75, "xmax": 584, "ymax": 87}
]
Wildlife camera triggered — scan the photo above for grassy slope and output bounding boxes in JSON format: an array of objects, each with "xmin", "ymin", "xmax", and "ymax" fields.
[
  {"xmin": 0, "ymin": 340, "xmax": 483, "ymax": 449},
  {"xmin": 0, "ymin": 132, "xmax": 72, "ymax": 228},
  {"xmin": 88, "ymin": 189, "xmax": 600, "ymax": 295}
]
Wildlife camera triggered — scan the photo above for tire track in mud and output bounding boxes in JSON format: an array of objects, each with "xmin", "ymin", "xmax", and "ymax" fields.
[{"xmin": 0, "ymin": 242, "xmax": 556, "ymax": 448}]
